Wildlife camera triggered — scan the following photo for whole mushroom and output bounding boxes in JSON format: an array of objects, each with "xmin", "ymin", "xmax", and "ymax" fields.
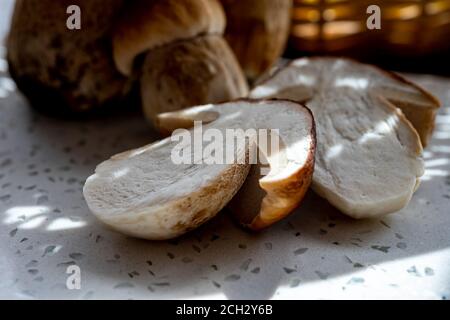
[
  {"xmin": 7, "ymin": 0, "xmax": 249, "ymax": 121},
  {"xmin": 221, "ymin": 0, "xmax": 293, "ymax": 81},
  {"xmin": 113, "ymin": 0, "xmax": 249, "ymax": 127},
  {"xmin": 7, "ymin": 0, "xmax": 129, "ymax": 114}
]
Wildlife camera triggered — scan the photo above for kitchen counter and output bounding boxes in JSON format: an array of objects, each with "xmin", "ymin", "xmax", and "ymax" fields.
[{"xmin": 0, "ymin": 1, "xmax": 449, "ymax": 300}]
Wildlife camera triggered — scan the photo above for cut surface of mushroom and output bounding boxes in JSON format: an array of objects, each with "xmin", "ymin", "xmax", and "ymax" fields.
[
  {"xmin": 157, "ymin": 99, "xmax": 316, "ymax": 230},
  {"xmin": 251, "ymin": 58, "xmax": 438, "ymax": 218},
  {"xmin": 84, "ymin": 100, "xmax": 315, "ymax": 239}
]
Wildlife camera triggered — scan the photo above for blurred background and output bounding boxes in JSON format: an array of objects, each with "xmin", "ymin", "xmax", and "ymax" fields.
[
  {"xmin": 1, "ymin": 0, "xmax": 449, "ymax": 75},
  {"xmin": 0, "ymin": 0, "xmax": 14, "ymax": 43},
  {"xmin": 286, "ymin": 0, "xmax": 450, "ymax": 75}
]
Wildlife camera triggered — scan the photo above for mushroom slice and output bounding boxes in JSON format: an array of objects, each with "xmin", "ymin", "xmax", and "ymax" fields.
[
  {"xmin": 251, "ymin": 58, "xmax": 440, "ymax": 218},
  {"xmin": 158, "ymin": 100, "xmax": 316, "ymax": 230},
  {"xmin": 84, "ymin": 100, "xmax": 315, "ymax": 239}
]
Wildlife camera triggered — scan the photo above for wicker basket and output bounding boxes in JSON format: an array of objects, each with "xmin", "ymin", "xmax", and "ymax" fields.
[{"xmin": 290, "ymin": 0, "xmax": 450, "ymax": 56}]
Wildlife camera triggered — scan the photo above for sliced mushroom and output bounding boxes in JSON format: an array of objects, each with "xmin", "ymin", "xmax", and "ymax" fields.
[
  {"xmin": 251, "ymin": 58, "xmax": 440, "ymax": 218},
  {"xmin": 84, "ymin": 100, "xmax": 316, "ymax": 239}
]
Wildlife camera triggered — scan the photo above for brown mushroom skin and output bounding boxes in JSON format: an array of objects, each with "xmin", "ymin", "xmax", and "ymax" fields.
[
  {"xmin": 228, "ymin": 109, "xmax": 316, "ymax": 231},
  {"xmin": 7, "ymin": 0, "xmax": 129, "ymax": 115},
  {"xmin": 221, "ymin": 0, "xmax": 293, "ymax": 81},
  {"xmin": 140, "ymin": 35, "xmax": 249, "ymax": 126}
]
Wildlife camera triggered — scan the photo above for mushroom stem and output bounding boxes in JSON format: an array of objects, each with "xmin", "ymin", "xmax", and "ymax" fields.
[{"xmin": 140, "ymin": 35, "xmax": 249, "ymax": 126}]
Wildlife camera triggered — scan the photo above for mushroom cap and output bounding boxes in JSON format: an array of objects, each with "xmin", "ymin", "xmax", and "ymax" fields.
[
  {"xmin": 113, "ymin": 0, "xmax": 226, "ymax": 76},
  {"xmin": 221, "ymin": 0, "xmax": 293, "ymax": 79}
]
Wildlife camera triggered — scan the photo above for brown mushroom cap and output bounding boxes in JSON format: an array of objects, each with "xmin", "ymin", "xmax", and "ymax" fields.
[
  {"xmin": 7, "ymin": 0, "xmax": 129, "ymax": 113},
  {"xmin": 221, "ymin": 0, "xmax": 293, "ymax": 80},
  {"xmin": 113, "ymin": 0, "xmax": 226, "ymax": 76}
]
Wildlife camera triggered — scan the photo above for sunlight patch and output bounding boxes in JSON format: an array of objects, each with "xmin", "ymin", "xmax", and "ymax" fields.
[
  {"xmin": 3, "ymin": 206, "xmax": 50, "ymax": 224},
  {"xmin": 47, "ymin": 217, "xmax": 87, "ymax": 231}
]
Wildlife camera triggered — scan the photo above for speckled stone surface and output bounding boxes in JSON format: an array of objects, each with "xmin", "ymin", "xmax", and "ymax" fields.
[{"xmin": 0, "ymin": 2, "xmax": 449, "ymax": 300}]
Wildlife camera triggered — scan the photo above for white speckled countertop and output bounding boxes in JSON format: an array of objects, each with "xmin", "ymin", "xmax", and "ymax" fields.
[{"xmin": 0, "ymin": 1, "xmax": 449, "ymax": 300}]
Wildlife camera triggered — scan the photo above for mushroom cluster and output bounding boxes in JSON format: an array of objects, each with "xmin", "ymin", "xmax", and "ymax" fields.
[{"xmin": 7, "ymin": 0, "xmax": 292, "ymax": 121}]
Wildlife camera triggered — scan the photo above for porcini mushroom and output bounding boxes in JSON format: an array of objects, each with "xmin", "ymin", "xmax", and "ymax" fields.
[
  {"xmin": 113, "ymin": 0, "xmax": 249, "ymax": 126},
  {"xmin": 84, "ymin": 99, "xmax": 316, "ymax": 239},
  {"xmin": 251, "ymin": 57, "xmax": 440, "ymax": 218},
  {"xmin": 7, "ymin": 0, "xmax": 129, "ymax": 114},
  {"xmin": 221, "ymin": 0, "xmax": 293, "ymax": 81}
]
